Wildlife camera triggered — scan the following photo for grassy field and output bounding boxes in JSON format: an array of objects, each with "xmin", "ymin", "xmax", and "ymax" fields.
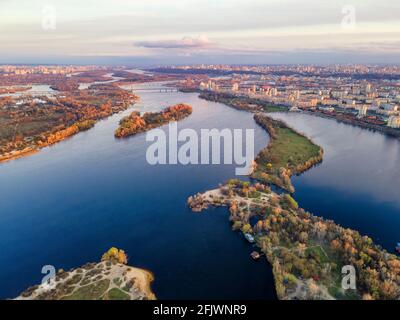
[
  {"xmin": 198, "ymin": 91, "xmax": 288, "ymax": 113},
  {"xmin": 305, "ymin": 245, "xmax": 329, "ymax": 264},
  {"xmin": 262, "ymin": 104, "xmax": 287, "ymax": 113},
  {"xmin": 252, "ymin": 114, "xmax": 323, "ymax": 192},
  {"xmin": 266, "ymin": 126, "xmax": 321, "ymax": 173}
]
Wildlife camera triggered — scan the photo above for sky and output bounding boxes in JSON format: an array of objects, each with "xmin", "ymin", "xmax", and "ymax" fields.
[{"xmin": 0, "ymin": 0, "xmax": 399, "ymax": 65}]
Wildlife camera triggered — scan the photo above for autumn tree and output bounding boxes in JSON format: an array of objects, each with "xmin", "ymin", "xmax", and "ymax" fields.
[{"xmin": 101, "ymin": 247, "xmax": 128, "ymax": 264}]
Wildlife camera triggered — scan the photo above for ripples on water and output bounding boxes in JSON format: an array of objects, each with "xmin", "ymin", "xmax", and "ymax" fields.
[
  {"xmin": 0, "ymin": 84, "xmax": 275, "ymax": 299},
  {"xmin": 1, "ymin": 85, "xmax": 399, "ymax": 299},
  {"xmin": 270, "ymin": 112, "xmax": 400, "ymax": 251}
]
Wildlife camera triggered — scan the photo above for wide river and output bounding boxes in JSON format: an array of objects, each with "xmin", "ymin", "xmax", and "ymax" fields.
[
  {"xmin": 0, "ymin": 83, "xmax": 274, "ymax": 299},
  {"xmin": 270, "ymin": 112, "xmax": 400, "ymax": 252},
  {"xmin": 1, "ymin": 85, "xmax": 399, "ymax": 300}
]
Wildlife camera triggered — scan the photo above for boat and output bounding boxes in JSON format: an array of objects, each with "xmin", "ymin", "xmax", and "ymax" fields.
[
  {"xmin": 396, "ymin": 243, "xmax": 400, "ymax": 254},
  {"xmin": 244, "ymin": 233, "xmax": 255, "ymax": 243},
  {"xmin": 250, "ymin": 251, "xmax": 260, "ymax": 260}
]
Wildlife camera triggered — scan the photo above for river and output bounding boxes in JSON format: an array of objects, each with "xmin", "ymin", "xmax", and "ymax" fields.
[
  {"xmin": 0, "ymin": 83, "xmax": 275, "ymax": 299},
  {"xmin": 269, "ymin": 112, "xmax": 400, "ymax": 252},
  {"xmin": 1, "ymin": 84, "xmax": 399, "ymax": 300}
]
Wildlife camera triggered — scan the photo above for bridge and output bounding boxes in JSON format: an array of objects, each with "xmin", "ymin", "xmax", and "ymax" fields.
[
  {"xmin": 131, "ymin": 88, "xmax": 179, "ymax": 93},
  {"xmin": 22, "ymin": 91, "xmax": 55, "ymax": 95},
  {"xmin": 1, "ymin": 91, "xmax": 55, "ymax": 97}
]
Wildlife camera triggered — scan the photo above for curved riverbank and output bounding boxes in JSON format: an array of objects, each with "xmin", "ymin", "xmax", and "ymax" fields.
[
  {"xmin": 0, "ymin": 84, "xmax": 138, "ymax": 165},
  {"xmin": 301, "ymin": 109, "xmax": 400, "ymax": 139}
]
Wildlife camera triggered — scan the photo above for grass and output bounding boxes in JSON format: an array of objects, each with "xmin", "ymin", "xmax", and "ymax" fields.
[
  {"xmin": 104, "ymin": 288, "xmax": 130, "ymax": 300},
  {"xmin": 265, "ymin": 127, "xmax": 321, "ymax": 174},
  {"xmin": 262, "ymin": 104, "xmax": 287, "ymax": 113},
  {"xmin": 252, "ymin": 115, "xmax": 323, "ymax": 191},
  {"xmin": 305, "ymin": 245, "xmax": 329, "ymax": 264},
  {"xmin": 248, "ymin": 191, "xmax": 261, "ymax": 198},
  {"xmin": 62, "ymin": 279, "xmax": 110, "ymax": 300}
]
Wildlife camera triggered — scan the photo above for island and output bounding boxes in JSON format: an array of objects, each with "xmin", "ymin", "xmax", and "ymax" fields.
[
  {"xmin": 251, "ymin": 113, "xmax": 323, "ymax": 193},
  {"xmin": 188, "ymin": 180, "xmax": 400, "ymax": 300},
  {"xmin": 16, "ymin": 248, "xmax": 156, "ymax": 300},
  {"xmin": 114, "ymin": 103, "xmax": 193, "ymax": 138}
]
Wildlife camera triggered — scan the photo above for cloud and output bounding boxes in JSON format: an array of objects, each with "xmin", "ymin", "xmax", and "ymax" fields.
[{"xmin": 135, "ymin": 36, "xmax": 211, "ymax": 49}]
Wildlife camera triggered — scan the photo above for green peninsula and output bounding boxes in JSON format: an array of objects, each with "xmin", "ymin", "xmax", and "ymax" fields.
[{"xmin": 251, "ymin": 113, "xmax": 323, "ymax": 193}]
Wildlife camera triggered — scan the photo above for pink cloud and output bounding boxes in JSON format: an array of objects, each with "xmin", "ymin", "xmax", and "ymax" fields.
[{"xmin": 135, "ymin": 36, "xmax": 211, "ymax": 49}]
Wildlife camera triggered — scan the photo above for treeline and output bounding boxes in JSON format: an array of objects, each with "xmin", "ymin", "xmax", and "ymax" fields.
[{"xmin": 199, "ymin": 91, "xmax": 287, "ymax": 113}]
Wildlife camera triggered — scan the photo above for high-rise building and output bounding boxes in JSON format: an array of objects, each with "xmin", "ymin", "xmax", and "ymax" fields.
[{"xmin": 388, "ymin": 116, "xmax": 400, "ymax": 128}]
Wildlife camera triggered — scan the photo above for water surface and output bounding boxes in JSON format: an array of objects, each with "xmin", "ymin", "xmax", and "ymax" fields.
[
  {"xmin": 270, "ymin": 112, "xmax": 400, "ymax": 251},
  {"xmin": 0, "ymin": 84, "xmax": 274, "ymax": 299}
]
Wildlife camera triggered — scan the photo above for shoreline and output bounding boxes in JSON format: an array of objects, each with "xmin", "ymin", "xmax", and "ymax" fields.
[
  {"xmin": 0, "ymin": 88, "xmax": 139, "ymax": 165},
  {"xmin": 16, "ymin": 248, "xmax": 156, "ymax": 300},
  {"xmin": 251, "ymin": 113, "xmax": 324, "ymax": 193},
  {"xmin": 114, "ymin": 103, "xmax": 193, "ymax": 138},
  {"xmin": 0, "ymin": 121, "xmax": 97, "ymax": 165},
  {"xmin": 188, "ymin": 181, "xmax": 400, "ymax": 300},
  {"xmin": 187, "ymin": 88, "xmax": 400, "ymax": 300},
  {"xmin": 301, "ymin": 109, "xmax": 400, "ymax": 139},
  {"xmin": 196, "ymin": 90, "xmax": 400, "ymax": 140}
]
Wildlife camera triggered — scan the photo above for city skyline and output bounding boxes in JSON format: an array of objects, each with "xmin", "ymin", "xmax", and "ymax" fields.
[{"xmin": 1, "ymin": 0, "xmax": 400, "ymax": 65}]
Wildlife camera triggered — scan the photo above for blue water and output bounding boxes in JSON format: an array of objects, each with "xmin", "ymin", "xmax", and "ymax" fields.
[
  {"xmin": 0, "ymin": 85, "xmax": 275, "ymax": 299},
  {"xmin": 2, "ymin": 87, "xmax": 400, "ymax": 300},
  {"xmin": 270, "ymin": 112, "xmax": 400, "ymax": 252}
]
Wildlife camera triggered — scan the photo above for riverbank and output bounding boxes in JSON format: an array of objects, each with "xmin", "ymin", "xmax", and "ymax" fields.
[
  {"xmin": 251, "ymin": 113, "xmax": 323, "ymax": 193},
  {"xmin": 188, "ymin": 88, "xmax": 400, "ymax": 300},
  {"xmin": 302, "ymin": 109, "xmax": 400, "ymax": 139},
  {"xmin": 0, "ymin": 84, "xmax": 138, "ymax": 165},
  {"xmin": 16, "ymin": 248, "xmax": 156, "ymax": 300},
  {"xmin": 188, "ymin": 180, "xmax": 400, "ymax": 300},
  {"xmin": 115, "ymin": 103, "xmax": 192, "ymax": 138},
  {"xmin": 198, "ymin": 91, "xmax": 288, "ymax": 113},
  {"xmin": 197, "ymin": 90, "xmax": 400, "ymax": 139},
  {"xmin": 0, "ymin": 120, "xmax": 96, "ymax": 164}
]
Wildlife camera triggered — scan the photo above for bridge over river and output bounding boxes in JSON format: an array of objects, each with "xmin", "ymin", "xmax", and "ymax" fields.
[{"xmin": 130, "ymin": 88, "xmax": 179, "ymax": 93}]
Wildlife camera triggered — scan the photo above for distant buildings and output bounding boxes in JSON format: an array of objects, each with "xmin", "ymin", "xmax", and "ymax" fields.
[
  {"xmin": 388, "ymin": 116, "xmax": 400, "ymax": 128},
  {"xmin": 357, "ymin": 105, "xmax": 369, "ymax": 118},
  {"xmin": 188, "ymin": 64, "xmax": 400, "ymax": 129}
]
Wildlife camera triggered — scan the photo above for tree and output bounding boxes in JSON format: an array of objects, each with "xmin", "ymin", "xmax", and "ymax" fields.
[
  {"xmin": 241, "ymin": 224, "xmax": 252, "ymax": 233},
  {"xmin": 101, "ymin": 247, "xmax": 128, "ymax": 264},
  {"xmin": 298, "ymin": 232, "xmax": 308, "ymax": 244}
]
